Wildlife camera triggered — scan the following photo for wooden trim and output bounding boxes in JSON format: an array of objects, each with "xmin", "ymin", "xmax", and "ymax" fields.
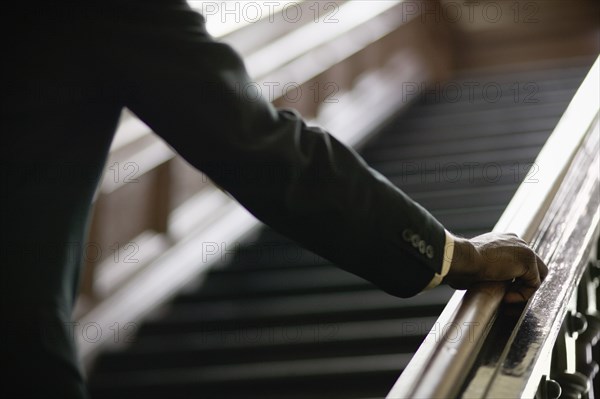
[{"xmin": 386, "ymin": 56, "xmax": 600, "ymax": 399}]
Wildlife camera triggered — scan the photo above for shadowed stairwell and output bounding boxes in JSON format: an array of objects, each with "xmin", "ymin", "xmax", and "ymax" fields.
[{"xmin": 87, "ymin": 60, "xmax": 591, "ymax": 399}]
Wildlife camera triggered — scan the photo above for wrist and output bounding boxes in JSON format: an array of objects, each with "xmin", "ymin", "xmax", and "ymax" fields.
[{"xmin": 445, "ymin": 234, "xmax": 479, "ymax": 285}]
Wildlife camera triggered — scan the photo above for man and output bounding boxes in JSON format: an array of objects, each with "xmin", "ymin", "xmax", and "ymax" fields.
[{"xmin": 2, "ymin": 1, "xmax": 547, "ymax": 398}]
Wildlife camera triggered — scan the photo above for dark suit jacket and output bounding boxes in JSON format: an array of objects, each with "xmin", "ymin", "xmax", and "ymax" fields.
[
  {"xmin": 2, "ymin": 1, "xmax": 446, "ymax": 397},
  {"xmin": 4, "ymin": 0, "xmax": 447, "ymax": 300}
]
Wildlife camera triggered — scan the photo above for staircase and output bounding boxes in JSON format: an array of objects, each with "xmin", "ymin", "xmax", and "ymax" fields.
[{"xmin": 87, "ymin": 61, "xmax": 591, "ymax": 399}]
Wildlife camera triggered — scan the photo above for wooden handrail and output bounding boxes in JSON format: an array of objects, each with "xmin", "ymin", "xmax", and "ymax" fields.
[
  {"xmin": 475, "ymin": 114, "xmax": 599, "ymax": 399},
  {"xmin": 387, "ymin": 56, "xmax": 600, "ymax": 399}
]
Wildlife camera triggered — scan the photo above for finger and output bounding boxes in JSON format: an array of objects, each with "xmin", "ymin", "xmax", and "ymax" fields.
[
  {"xmin": 511, "ymin": 236, "xmax": 529, "ymax": 246},
  {"xmin": 518, "ymin": 285, "xmax": 538, "ymax": 301},
  {"xmin": 504, "ymin": 232, "xmax": 526, "ymax": 244},
  {"xmin": 504, "ymin": 252, "xmax": 546, "ymax": 304},
  {"xmin": 503, "ymin": 285, "xmax": 537, "ymax": 303},
  {"xmin": 503, "ymin": 290, "xmax": 527, "ymax": 303},
  {"xmin": 516, "ymin": 248, "xmax": 541, "ymax": 289},
  {"xmin": 535, "ymin": 253, "xmax": 548, "ymax": 282}
]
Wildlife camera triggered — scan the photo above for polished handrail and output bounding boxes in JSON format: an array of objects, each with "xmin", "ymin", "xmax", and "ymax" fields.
[
  {"xmin": 477, "ymin": 115, "xmax": 599, "ymax": 399},
  {"xmin": 387, "ymin": 56, "xmax": 600, "ymax": 399}
]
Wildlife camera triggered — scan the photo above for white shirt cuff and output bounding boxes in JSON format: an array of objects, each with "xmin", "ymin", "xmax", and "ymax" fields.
[{"xmin": 423, "ymin": 229, "xmax": 454, "ymax": 291}]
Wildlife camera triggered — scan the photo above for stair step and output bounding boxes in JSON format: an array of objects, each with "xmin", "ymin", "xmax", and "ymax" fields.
[
  {"xmin": 139, "ymin": 286, "xmax": 454, "ymax": 335},
  {"xmin": 90, "ymin": 353, "xmax": 413, "ymax": 399},
  {"xmin": 175, "ymin": 266, "xmax": 373, "ymax": 302},
  {"xmin": 94, "ymin": 316, "xmax": 438, "ymax": 371}
]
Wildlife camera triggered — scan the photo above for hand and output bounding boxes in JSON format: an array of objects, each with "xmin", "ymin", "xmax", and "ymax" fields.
[{"xmin": 443, "ymin": 232, "xmax": 548, "ymax": 303}]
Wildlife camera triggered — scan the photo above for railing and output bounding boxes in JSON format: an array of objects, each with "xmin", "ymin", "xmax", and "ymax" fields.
[{"xmin": 387, "ymin": 56, "xmax": 600, "ymax": 398}]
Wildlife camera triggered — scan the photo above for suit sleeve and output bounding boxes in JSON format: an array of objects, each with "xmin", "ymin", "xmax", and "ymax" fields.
[{"xmin": 118, "ymin": 7, "xmax": 447, "ymax": 298}]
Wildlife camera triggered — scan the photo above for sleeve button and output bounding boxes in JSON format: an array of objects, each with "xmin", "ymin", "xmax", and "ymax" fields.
[
  {"xmin": 418, "ymin": 240, "xmax": 426, "ymax": 254},
  {"xmin": 402, "ymin": 229, "xmax": 413, "ymax": 242},
  {"xmin": 426, "ymin": 245, "xmax": 434, "ymax": 259},
  {"xmin": 411, "ymin": 234, "xmax": 420, "ymax": 248}
]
